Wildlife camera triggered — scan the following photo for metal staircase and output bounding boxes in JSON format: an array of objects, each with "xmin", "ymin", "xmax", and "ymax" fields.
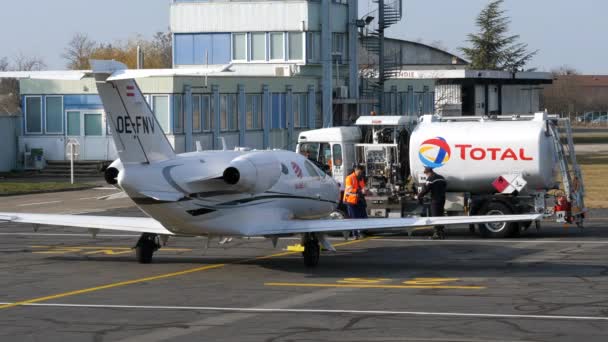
[
  {"xmin": 360, "ymin": 0, "xmax": 403, "ymax": 113},
  {"xmin": 549, "ymin": 117, "xmax": 586, "ymax": 227}
]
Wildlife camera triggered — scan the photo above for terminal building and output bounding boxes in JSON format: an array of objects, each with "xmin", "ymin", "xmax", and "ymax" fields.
[{"xmin": 12, "ymin": 0, "xmax": 552, "ymax": 165}]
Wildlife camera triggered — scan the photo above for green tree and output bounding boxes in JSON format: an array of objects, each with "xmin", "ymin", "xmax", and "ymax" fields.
[{"xmin": 460, "ymin": 0, "xmax": 537, "ymax": 71}]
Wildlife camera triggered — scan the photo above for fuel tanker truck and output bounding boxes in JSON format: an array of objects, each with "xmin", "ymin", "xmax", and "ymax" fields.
[{"xmin": 297, "ymin": 112, "xmax": 586, "ymax": 238}]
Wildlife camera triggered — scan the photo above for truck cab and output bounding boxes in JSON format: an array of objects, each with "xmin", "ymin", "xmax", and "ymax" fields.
[{"xmin": 296, "ymin": 127, "xmax": 362, "ymax": 190}]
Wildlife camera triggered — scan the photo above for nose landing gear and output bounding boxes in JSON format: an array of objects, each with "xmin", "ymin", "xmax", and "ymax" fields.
[{"xmin": 135, "ymin": 233, "xmax": 161, "ymax": 264}]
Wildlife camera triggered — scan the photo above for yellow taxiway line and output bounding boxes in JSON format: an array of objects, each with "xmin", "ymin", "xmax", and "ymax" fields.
[
  {"xmin": 264, "ymin": 283, "xmax": 485, "ymax": 290},
  {"xmin": 1, "ymin": 237, "xmax": 375, "ymax": 310},
  {"xmin": 0, "ymin": 264, "xmax": 226, "ymax": 310}
]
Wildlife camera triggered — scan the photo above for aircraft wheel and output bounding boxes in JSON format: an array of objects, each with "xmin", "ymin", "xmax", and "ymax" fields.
[
  {"xmin": 302, "ymin": 239, "xmax": 320, "ymax": 267},
  {"xmin": 136, "ymin": 233, "xmax": 158, "ymax": 264}
]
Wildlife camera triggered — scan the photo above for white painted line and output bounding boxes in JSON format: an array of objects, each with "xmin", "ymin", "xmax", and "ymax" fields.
[
  {"xmin": 77, "ymin": 196, "xmax": 106, "ymax": 201},
  {"xmin": 373, "ymin": 238, "xmax": 608, "ymax": 244},
  {"xmin": 94, "ymin": 187, "xmax": 118, "ymax": 190},
  {"xmin": 2, "ymin": 302, "xmax": 608, "ymax": 322},
  {"xmin": 16, "ymin": 201, "xmax": 62, "ymax": 207}
]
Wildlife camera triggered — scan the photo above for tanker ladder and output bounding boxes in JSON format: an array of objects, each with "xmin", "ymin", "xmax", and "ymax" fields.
[{"xmin": 548, "ymin": 117, "xmax": 586, "ymax": 228}]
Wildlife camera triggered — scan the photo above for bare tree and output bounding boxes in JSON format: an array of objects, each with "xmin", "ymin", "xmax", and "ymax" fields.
[
  {"xmin": 0, "ymin": 57, "xmax": 8, "ymax": 71},
  {"xmin": 13, "ymin": 53, "xmax": 46, "ymax": 71},
  {"xmin": 62, "ymin": 33, "xmax": 97, "ymax": 70},
  {"xmin": 152, "ymin": 30, "xmax": 173, "ymax": 68},
  {"xmin": 543, "ymin": 66, "xmax": 581, "ymax": 115},
  {"xmin": 552, "ymin": 65, "xmax": 578, "ymax": 76},
  {"xmin": 0, "ymin": 57, "xmax": 18, "ymax": 114}
]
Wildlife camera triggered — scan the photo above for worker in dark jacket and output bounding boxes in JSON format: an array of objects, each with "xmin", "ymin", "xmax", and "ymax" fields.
[{"xmin": 418, "ymin": 166, "xmax": 448, "ymax": 239}]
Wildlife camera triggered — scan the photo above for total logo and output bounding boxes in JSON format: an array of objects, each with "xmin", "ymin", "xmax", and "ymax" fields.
[
  {"xmin": 419, "ymin": 137, "xmax": 451, "ymax": 168},
  {"xmin": 419, "ymin": 137, "xmax": 534, "ymax": 168}
]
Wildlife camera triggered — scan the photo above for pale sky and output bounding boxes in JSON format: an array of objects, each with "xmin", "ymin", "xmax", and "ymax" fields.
[{"xmin": 0, "ymin": 0, "xmax": 606, "ymax": 74}]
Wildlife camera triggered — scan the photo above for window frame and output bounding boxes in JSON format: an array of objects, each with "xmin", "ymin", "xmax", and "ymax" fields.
[
  {"xmin": 151, "ymin": 95, "xmax": 171, "ymax": 134},
  {"xmin": 192, "ymin": 94, "xmax": 202, "ymax": 133},
  {"xmin": 269, "ymin": 32, "xmax": 285, "ymax": 61},
  {"xmin": 232, "ymin": 32, "xmax": 248, "ymax": 62},
  {"xmin": 24, "ymin": 96, "xmax": 43, "ymax": 135},
  {"xmin": 201, "ymin": 94, "xmax": 212, "ymax": 132},
  {"xmin": 173, "ymin": 94, "xmax": 184, "ymax": 134},
  {"xmin": 246, "ymin": 94, "xmax": 263, "ymax": 130},
  {"xmin": 288, "ymin": 32, "xmax": 304, "ymax": 61},
  {"xmin": 250, "ymin": 32, "xmax": 266, "ymax": 61},
  {"xmin": 293, "ymin": 93, "xmax": 308, "ymax": 128},
  {"xmin": 44, "ymin": 95, "xmax": 64, "ymax": 135}
]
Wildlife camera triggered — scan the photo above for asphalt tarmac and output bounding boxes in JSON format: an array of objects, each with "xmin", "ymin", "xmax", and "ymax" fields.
[{"xmin": 1, "ymin": 188, "xmax": 608, "ymax": 341}]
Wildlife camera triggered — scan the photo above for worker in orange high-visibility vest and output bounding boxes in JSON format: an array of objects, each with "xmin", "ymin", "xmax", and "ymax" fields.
[{"xmin": 344, "ymin": 165, "xmax": 367, "ymax": 239}]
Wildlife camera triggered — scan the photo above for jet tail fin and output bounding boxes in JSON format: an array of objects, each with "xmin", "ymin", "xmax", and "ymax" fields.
[{"xmin": 92, "ymin": 60, "xmax": 176, "ymax": 164}]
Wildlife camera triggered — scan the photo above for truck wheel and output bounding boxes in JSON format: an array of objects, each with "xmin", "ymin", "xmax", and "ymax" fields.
[{"xmin": 478, "ymin": 202, "xmax": 519, "ymax": 238}]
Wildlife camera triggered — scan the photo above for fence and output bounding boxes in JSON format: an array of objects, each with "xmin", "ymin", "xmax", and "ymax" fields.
[{"xmin": 561, "ymin": 111, "xmax": 608, "ymax": 127}]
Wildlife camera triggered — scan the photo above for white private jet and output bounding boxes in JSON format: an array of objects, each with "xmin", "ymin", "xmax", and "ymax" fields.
[{"xmin": 0, "ymin": 61, "xmax": 540, "ymax": 266}]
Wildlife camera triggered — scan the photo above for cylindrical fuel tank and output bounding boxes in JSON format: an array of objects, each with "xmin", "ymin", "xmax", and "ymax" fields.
[{"xmin": 409, "ymin": 115, "xmax": 557, "ymax": 194}]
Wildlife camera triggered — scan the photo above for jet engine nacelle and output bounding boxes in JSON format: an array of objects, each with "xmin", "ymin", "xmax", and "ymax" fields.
[
  {"xmin": 223, "ymin": 153, "xmax": 282, "ymax": 194},
  {"xmin": 104, "ymin": 159, "xmax": 123, "ymax": 186}
]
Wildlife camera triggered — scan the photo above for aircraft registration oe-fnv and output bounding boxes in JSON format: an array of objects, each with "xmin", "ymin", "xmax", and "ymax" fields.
[{"xmin": 0, "ymin": 61, "xmax": 541, "ymax": 267}]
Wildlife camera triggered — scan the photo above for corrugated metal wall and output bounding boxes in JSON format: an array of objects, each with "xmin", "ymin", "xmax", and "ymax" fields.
[{"xmin": 0, "ymin": 116, "xmax": 18, "ymax": 172}]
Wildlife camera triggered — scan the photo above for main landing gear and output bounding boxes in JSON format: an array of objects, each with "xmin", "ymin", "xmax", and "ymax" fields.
[
  {"xmin": 135, "ymin": 233, "xmax": 161, "ymax": 264},
  {"xmin": 302, "ymin": 233, "xmax": 320, "ymax": 267}
]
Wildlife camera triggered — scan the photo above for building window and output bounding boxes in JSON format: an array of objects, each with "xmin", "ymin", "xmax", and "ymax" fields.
[
  {"xmin": 251, "ymin": 33, "xmax": 266, "ymax": 61},
  {"xmin": 270, "ymin": 32, "xmax": 284, "ymax": 60},
  {"xmin": 67, "ymin": 111, "xmax": 80, "ymax": 136},
  {"xmin": 174, "ymin": 95, "xmax": 183, "ymax": 133},
  {"xmin": 45, "ymin": 96, "xmax": 63, "ymax": 134},
  {"xmin": 246, "ymin": 94, "xmax": 262, "ymax": 130},
  {"xmin": 201, "ymin": 95, "xmax": 211, "ymax": 131},
  {"xmin": 271, "ymin": 93, "xmax": 286, "ymax": 129},
  {"xmin": 152, "ymin": 95, "xmax": 170, "ymax": 133},
  {"xmin": 306, "ymin": 32, "xmax": 321, "ymax": 63},
  {"xmin": 174, "ymin": 33, "xmax": 231, "ymax": 65},
  {"xmin": 293, "ymin": 93, "xmax": 308, "ymax": 128},
  {"xmin": 25, "ymin": 96, "xmax": 42, "ymax": 134},
  {"xmin": 220, "ymin": 94, "xmax": 238, "ymax": 131},
  {"xmin": 232, "ymin": 33, "xmax": 247, "ymax": 61},
  {"xmin": 332, "ymin": 33, "xmax": 345, "ymax": 64},
  {"xmin": 192, "ymin": 95, "xmax": 202, "ymax": 133},
  {"xmin": 84, "ymin": 113, "xmax": 103, "ymax": 136},
  {"xmin": 288, "ymin": 32, "xmax": 303, "ymax": 60}
]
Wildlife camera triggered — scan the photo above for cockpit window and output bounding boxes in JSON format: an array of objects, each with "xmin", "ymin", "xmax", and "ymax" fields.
[
  {"xmin": 304, "ymin": 160, "xmax": 321, "ymax": 178},
  {"xmin": 281, "ymin": 163, "xmax": 289, "ymax": 175}
]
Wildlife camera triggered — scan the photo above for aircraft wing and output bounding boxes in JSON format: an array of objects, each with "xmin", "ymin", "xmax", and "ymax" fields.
[
  {"xmin": 254, "ymin": 214, "xmax": 542, "ymax": 236},
  {"xmin": 0, "ymin": 212, "xmax": 174, "ymax": 235}
]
